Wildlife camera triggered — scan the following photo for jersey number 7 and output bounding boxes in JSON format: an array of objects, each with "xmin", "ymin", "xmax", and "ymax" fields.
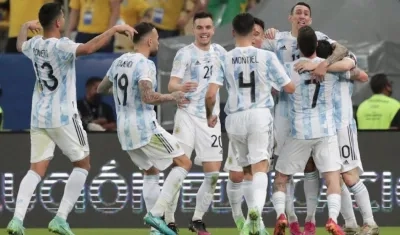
[
  {"xmin": 239, "ymin": 71, "xmax": 255, "ymax": 103},
  {"xmin": 304, "ymin": 79, "xmax": 320, "ymax": 108}
]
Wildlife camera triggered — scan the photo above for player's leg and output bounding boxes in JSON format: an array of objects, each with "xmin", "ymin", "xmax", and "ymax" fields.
[
  {"xmin": 7, "ymin": 127, "xmax": 55, "ymax": 235},
  {"xmin": 340, "ymin": 178, "xmax": 359, "ymax": 235},
  {"xmin": 303, "ymin": 157, "xmax": 320, "ymax": 235},
  {"xmin": 339, "ymin": 127, "xmax": 378, "ymax": 235},
  {"xmin": 313, "ymin": 136, "xmax": 344, "ymax": 235},
  {"xmin": 47, "ymin": 120, "xmax": 91, "ymax": 235}
]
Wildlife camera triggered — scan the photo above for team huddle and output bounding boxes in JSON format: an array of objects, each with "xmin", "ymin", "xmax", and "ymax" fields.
[{"xmin": 6, "ymin": 2, "xmax": 380, "ymax": 235}]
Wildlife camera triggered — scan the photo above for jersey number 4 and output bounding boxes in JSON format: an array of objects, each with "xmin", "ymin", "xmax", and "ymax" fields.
[
  {"xmin": 114, "ymin": 73, "xmax": 128, "ymax": 106},
  {"xmin": 34, "ymin": 62, "xmax": 58, "ymax": 91},
  {"xmin": 304, "ymin": 79, "xmax": 320, "ymax": 108},
  {"xmin": 239, "ymin": 71, "xmax": 255, "ymax": 103}
]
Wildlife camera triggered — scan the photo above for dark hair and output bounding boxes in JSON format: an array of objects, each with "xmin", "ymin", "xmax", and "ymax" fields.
[
  {"xmin": 85, "ymin": 77, "xmax": 102, "ymax": 88},
  {"xmin": 316, "ymin": 40, "xmax": 333, "ymax": 59},
  {"xmin": 133, "ymin": 22, "xmax": 155, "ymax": 44},
  {"xmin": 38, "ymin": 3, "xmax": 63, "ymax": 30},
  {"xmin": 193, "ymin": 11, "xmax": 213, "ymax": 23},
  {"xmin": 254, "ymin": 17, "xmax": 265, "ymax": 31},
  {"xmin": 290, "ymin": 2, "xmax": 311, "ymax": 15},
  {"xmin": 232, "ymin": 13, "xmax": 255, "ymax": 36},
  {"xmin": 297, "ymin": 26, "xmax": 317, "ymax": 57},
  {"xmin": 370, "ymin": 73, "xmax": 390, "ymax": 94}
]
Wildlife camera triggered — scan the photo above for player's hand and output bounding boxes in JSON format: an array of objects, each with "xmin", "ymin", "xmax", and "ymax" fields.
[
  {"xmin": 294, "ymin": 61, "xmax": 318, "ymax": 73},
  {"xmin": 24, "ymin": 20, "xmax": 42, "ymax": 34},
  {"xmin": 311, "ymin": 61, "xmax": 329, "ymax": 81},
  {"xmin": 113, "ymin": 24, "xmax": 137, "ymax": 41},
  {"xmin": 92, "ymin": 118, "xmax": 108, "ymax": 125},
  {"xmin": 181, "ymin": 81, "xmax": 198, "ymax": 92},
  {"xmin": 265, "ymin": 28, "xmax": 278, "ymax": 39},
  {"xmin": 207, "ymin": 115, "xmax": 218, "ymax": 128},
  {"xmin": 171, "ymin": 91, "xmax": 190, "ymax": 104}
]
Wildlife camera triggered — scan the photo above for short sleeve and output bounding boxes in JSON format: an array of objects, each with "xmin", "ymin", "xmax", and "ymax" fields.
[
  {"xmin": 55, "ymin": 37, "xmax": 81, "ymax": 62},
  {"xmin": 267, "ymin": 52, "xmax": 291, "ymax": 88},
  {"xmin": 316, "ymin": 31, "xmax": 336, "ymax": 44},
  {"xmin": 136, "ymin": 59, "xmax": 155, "ymax": 84},
  {"xmin": 106, "ymin": 62, "xmax": 115, "ymax": 82},
  {"xmin": 170, "ymin": 49, "xmax": 189, "ymax": 79},
  {"xmin": 208, "ymin": 57, "xmax": 225, "ymax": 86},
  {"xmin": 21, "ymin": 37, "xmax": 36, "ymax": 60},
  {"xmin": 339, "ymin": 71, "xmax": 351, "ymax": 80},
  {"xmin": 69, "ymin": 0, "xmax": 80, "ymax": 10},
  {"xmin": 261, "ymin": 39, "xmax": 276, "ymax": 51}
]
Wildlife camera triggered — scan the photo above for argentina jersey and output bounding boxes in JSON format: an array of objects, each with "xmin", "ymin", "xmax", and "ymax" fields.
[
  {"xmin": 106, "ymin": 53, "xmax": 157, "ymax": 150},
  {"xmin": 170, "ymin": 43, "xmax": 226, "ymax": 118},
  {"xmin": 22, "ymin": 36, "xmax": 81, "ymax": 128},
  {"xmin": 212, "ymin": 46, "xmax": 291, "ymax": 115},
  {"xmin": 333, "ymin": 71, "xmax": 357, "ymax": 130},
  {"xmin": 262, "ymin": 31, "xmax": 335, "ymax": 118},
  {"xmin": 286, "ymin": 57, "xmax": 339, "ymax": 139}
]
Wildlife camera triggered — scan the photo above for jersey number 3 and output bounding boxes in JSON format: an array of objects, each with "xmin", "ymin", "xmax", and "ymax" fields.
[
  {"xmin": 114, "ymin": 73, "xmax": 128, "ymax": 106},
  {"xmin": 239, "ymin": 71, "xmax": 256, "ymax": 103},
  {"xmin": 304, "ymin": 79, "xmax": 320, "ymax": 108},
  {"xmin": 34, "ymin": 62, "xmax": 58, "ymax": 91}
]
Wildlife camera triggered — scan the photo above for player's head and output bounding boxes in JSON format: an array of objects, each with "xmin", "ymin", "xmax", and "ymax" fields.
[
  {"xmin": 133, "ymin": 22, "xmax": 159, "ymax": 57},
  {"xmin": 38, "ymin": 3, "xmax": 65, "ymax": 32},
  {"xmin": 193, "ymin": 12, "xmax": 214, "ymax": 46},
  {"xmin": 232, "ymin": 13, "xmax": 255, "ymax": 38},
  {"xmin": 370, "ymin": 73, "xmax": 392, "ymax": 96},
  {"xmin": 85, "ymin": 77, "xmax": 102, "ymax": 103},
  {"xmin": 316, "ymin": 40, "xmax": 333, "ymax": 59},
  {"xmin": 252, "ymin": 17, "xmax": 265, "ymax": 48},
  {"xmin": 297, "ymin": 26, "xmax": 317, "ymax": 58},
  {"xmin": 289, "ymin": 2, "xmax": 312, "ymax": 32}
]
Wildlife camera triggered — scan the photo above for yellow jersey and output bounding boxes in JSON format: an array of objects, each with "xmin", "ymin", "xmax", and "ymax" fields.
[
  {"xmin": 149, "ymin": 0, "xmax": 185, "ymax": 31},
  {"xmin": 70, "ymin": 0, "xmax": 112, "ymax": 34},
  {"xmin": 120, "ymin": 0, "xmax": 151, "ymax": 27}
]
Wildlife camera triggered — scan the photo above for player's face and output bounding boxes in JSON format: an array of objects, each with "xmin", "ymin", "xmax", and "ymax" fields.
[
  {"xmin": 148, "ymin": 28, "xmax": 159, "ymax": 57},
  {"xmin": 252, "ymin": 24, "xmax": 264, "ymax": 48},
  {"xmin": 289, "ymin": 5, "xmax": 312, "ymax": 31},
  {"xmin": 193, "ymin": 17, "xmax": 214, "ymax": 46}
]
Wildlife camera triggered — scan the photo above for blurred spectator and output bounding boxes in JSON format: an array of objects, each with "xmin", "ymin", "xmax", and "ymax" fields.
[
  {"xmin": 148, "ymin": 0, "xmax": 204, "ymax": 38},
  {"xmin": 206, "ymin": 0, "xmax": 257, "ymax": 27},
  {"xmin": 67, "ymin": 0, "xmax": 120, "ymax": 52},
  {"xmin": 78, "ymin": 77, "xmax": 116, "ymax": 132},
  {"xmin": 357, "ymin": 73, "xmax": 400, "ymax": 130},
  {"xmin": 0, "ymin": 84, "xmax": 3, "ymax": 130}
]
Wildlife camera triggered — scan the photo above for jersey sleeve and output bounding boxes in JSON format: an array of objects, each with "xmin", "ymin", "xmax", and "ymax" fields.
[
  {"xmin": 136, "ymin": 59, "xmax": 155, "ymax": 84},
  {"xmin": 261, "ymin": 39, "xmax": 276, "ymax": 51},
  {"xmin": 55, "ymin": 37, "xmax": 81, "ymax": 62},
  {"xmin": 267, "ymin": 52, "xmax": 291, "ymax": 88},
  {"xmin": 208, "ymin": 57, "xmax": 225, "ymax": 86},
  {"xmin": 170, "ymin": 49, "xmax": 189, "ymax": 79},
  {"xmin": 316, "ymin": 31, "xmax": 336, "ymax": 44},
  {"xmin": 339, "ymin": 71, "xmax": 351, "ymax": 80},
  {"xmin": 21, "ymin": 37, "xmax": 36, "ymax": 60}
]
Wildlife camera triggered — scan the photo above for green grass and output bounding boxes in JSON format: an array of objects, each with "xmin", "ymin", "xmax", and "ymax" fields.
[{"xmin": 9, "ymin": 227, "xmax": 399, "ymax": 235}]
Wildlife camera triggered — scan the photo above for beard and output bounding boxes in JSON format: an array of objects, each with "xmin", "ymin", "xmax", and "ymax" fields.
[{"xmin": 149, "ymin": 49, "xmax": 158, "ymax": 57}]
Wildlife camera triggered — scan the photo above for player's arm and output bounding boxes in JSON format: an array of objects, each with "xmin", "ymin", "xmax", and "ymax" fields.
[
  {"xmin": 139, "ymin": 80, "xmax": 180, "ymax": 104},
  {"xmin": 205, "ymin": 62, "xmax": 224, "ymax": 119},
  {"xmin": 97, "ymin": 76, "xmax": 113, "ymax": 95},
  {"xmin": 16, "ymin": 20, "xmax": 41, "ymax": 53},
  {"xmin": 168, "ymin": 50, "xmax": 198, "ymax": 92},
  {"xmin": 66, "ymin": 0, "xmax": 80, "ymax": 38},
  {"xmin": 349, "ymin": 68, "xmax": 368, "ymax": 82},
  {"xmin": 269, "ymin": 54, "xmax": 295, "ymax": 93},
  {"xmin": 108, "ymin": 0, "xmax": 121, "ymax": 29}
]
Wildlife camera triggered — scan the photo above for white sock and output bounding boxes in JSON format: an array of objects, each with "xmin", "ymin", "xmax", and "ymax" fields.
[
  {"xmin": 165, "ymin": 190, "xmax": 179, "ymax": 224},
  {"xmin": 242, "ymin": 180, "xmax": 255, "ymax": 210},
  {"xmin": 285, "ymin": 177, "xmax": 298, "ymax": 223},
  {"xmin": 14, "ymin": 170, "xmax": 41, "ymax": 221},
  {"xmin": 143, "ymin": 174, "xmax": 160, "ymax": 212},
  {"xmin": 304, "ymin": 171, "xmax": 319, "ymax": 223},
  {"xmin": 227, "ymin": 179, "xmax": 244, "ymax": 220},
  {"xmin": 252, "ymin": 172, "xmax": 268, "ymax": 215},
  {"xmin": 57, "ymin": 168, "xmax": 88, "ymax": 220},
  {"xmin": 150, "ymin": 167, "xmax": 187, "ymax": 217},
  {"xmin": 350, "ymin": 181, "xmax": 376, "ymax": 226},
  {"xmin": 272, "ymin": 191, "xmax": 286, "ymax": 218},
  {"xmin": 192, "ymin": 171, "xmax": 219, "ymax": 221},
  {"xmin": 340, "ymin": 184, "xmax": 358, "ymax": 228},
  {"xmin": 327, "ymin": 194, "xmax": 341, "ymax": 223}
]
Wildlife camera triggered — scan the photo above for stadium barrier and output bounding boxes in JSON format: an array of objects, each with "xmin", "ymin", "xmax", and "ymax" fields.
[{"xmin": 0, "ymin": 131, "xmax": 399, "ymax": 228}]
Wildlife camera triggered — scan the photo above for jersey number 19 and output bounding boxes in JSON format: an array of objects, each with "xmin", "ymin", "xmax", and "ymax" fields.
[{"xmin": 114, "ymin": 73, "xmax": 128, "ymax": 106}]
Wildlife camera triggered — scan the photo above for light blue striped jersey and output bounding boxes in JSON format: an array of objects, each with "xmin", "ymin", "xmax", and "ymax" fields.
[
  {"xmin": 333, "ymin": 69, "xmax": 356, "ymax": 130},
  {"xmin": 210, "ymin": 46, "xmax": 291, "ymax": 115},
  {"xmin": 170, "ymin": 43, "xmax": 226, "ymax": 119},
  {"xmin": 106, "ymin": 53, "xmax": 157, "ymax": 150},
  {"xmin": 21, "ymin": 36, "xmax": 81, "ymax": 128},
  {"xmin": 262, "ymin": 31, "xmax": 335, "ymax": 119},
  {"xmin": 285, "ymin": 57, "xmax": 349, "ymax": 139}
]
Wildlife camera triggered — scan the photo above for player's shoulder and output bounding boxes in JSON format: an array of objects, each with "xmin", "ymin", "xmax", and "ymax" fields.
[
  {"xmin": 176, "ymin": 43, "xmax": 194, "ymax": 54},
  {"xmin": 211, "ymin": 43, "xmax": 227, "ymax": 54},
  {"xmin": 275, "ymin": 31, "xmax": 291, "ymax": 40},
  {"xmin": 315, "ymin": 31, "xmax": 330, "ymax": 40}
]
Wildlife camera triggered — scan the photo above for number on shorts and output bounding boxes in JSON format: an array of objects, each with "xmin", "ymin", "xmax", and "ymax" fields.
[
  {"xmin": 238, "ymin": 71, "xmax": 256, "ymax": 103},
  {"xmin": 113, "ymin": 73, "xmax": 128, "ymax": 106},
  {"xmin": 211, "ymin": 135, "xmax": 222, "ymax": 148},
  {"xmin": 34, "ymin": 62, "xmax": 59, "ymax": 91},
  {"xmin": 203, "ymin": 65, "xmax": 213, "ymax": 79},
  {"xmin": 304, "ymin": 79, "xmax": 321, "ymax": 108}
]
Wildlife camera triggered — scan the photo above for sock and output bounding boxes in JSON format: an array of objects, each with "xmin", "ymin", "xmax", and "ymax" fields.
[
  {"xmin": 252, "ymin": 172, "xmax": 268, "ymax": 215},
  {"xmin": 14, "ymin": 170, "xmax": 41, "ymax": 221},
  {"xmin": 150, "ymin": 167, "xmax": 187, "ymax": 217},
  {"xmin": 242, "ymin": 180, "xmax": 255, "ymax": 211},
  {"xmin": 349, "ymin": 181, "xmax": 376, "ymax": 226},
  {"xmin": 165, "ymin": 190, "xmax": 179, "ymax": 224},
  {"xmin": 340, "ymin": 184, "xmax": 358, "ymax": 228},
  {"xmin": 56, "ymin": 168, "xmax": 88, "ymax": 220},
  {"xmin": 304, "ymin": 171, "xmax": 319, "ymax": 223},
  {"xmin": 143, "ymin": 174, "xmax": 160, "ymax": 212},
  {"xmin": 227, "ymin": 179, "xmax": 244, "ymax": 220},
  {"xmin": 285, "ymin": 177, "xmax": 298, "ymax": 223},
  {"xmin": 272, "ymin": 191, "xmax": 286, "ymax": 218},
  {"xmin": 192, "ymin": 172, "xmax": 219, "ymax": 221},
  {"xmin": 327, "ymin": 194, "xmax": 341, "ymax": 223}
]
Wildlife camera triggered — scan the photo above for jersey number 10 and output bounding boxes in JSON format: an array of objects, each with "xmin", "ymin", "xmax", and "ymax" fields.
[
  {"xmin": 114, "ymin": 73, "xmax": 128, "ymax": 106},
  {"xmin": 238, "ymin": 71, "xmax": 256, "ymax": 103}
]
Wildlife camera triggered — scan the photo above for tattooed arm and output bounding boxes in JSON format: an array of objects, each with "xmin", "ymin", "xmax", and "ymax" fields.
[
  {"xmin": 350, "ymin": 68, "xmax": 368, "ymax": 82},
  {"xmin": 139, "ymin": 80, "xmax": 178, "ymax": 105},
  {"xmin": 326, "ymin": 42, "xmax": 349, "ymax": 66}
]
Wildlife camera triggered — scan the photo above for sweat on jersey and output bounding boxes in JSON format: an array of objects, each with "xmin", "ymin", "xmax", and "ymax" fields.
[
  {"xmin": 170, "ymin": 43, "xmax": 227, "ymax": 119},
  {"xmin": 22, "ymin": 36, "xmax": 81, "ymax": 128},
  {"xmin": 209, "ymin": 46, "xmax": 291, "ymax": 115},
  {"xmin": 106, "ymin": 53, "xmax": 157, "ymax": 150}
]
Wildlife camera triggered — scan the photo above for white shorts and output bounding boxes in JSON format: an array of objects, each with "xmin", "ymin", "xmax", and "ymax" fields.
[
  {"xmin": 276, "ymin": 135, "xmax": 342, "ymax": 175},
  {"xmin": 338, "ymin": 126, "xmax": 363, "ymax": 175},
  {"xmin": 273, "ymin": 116, "xmax": 290, "ymax": 156},
  {"xmin": 30, "ymin": 118, "xmax": 90, "ymax": 163},
  {"xmin": 225, "ymin": 109, "xmax": 274, "ymax": 168},
  {"xmin": 127, "ymin": 126, "xmax": 185, "ymax": 171},
  {"xmin": 173, "ymin": 109, "xmax": 223, "ymax": 166}
]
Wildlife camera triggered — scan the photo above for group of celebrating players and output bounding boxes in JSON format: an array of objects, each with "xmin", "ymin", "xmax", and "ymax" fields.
[{"xmin": 6, "ymin": 2, "xmax": 380, "ymax": 235}]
